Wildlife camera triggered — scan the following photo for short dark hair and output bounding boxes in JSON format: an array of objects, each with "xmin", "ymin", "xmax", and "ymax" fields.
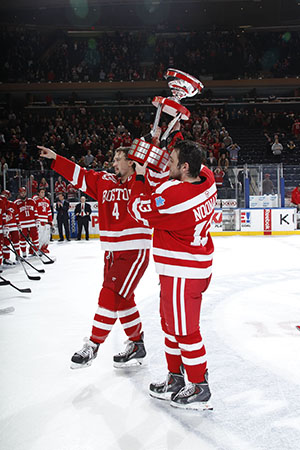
[
  {"xmin": 173, "ymin": 140, "xmax": 206, "ymax": 178},
  {"xmin": 115, "ymin": 146, "xmax": 131, "ymax": 159}
]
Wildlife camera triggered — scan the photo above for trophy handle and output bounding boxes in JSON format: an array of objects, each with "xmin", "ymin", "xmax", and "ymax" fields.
[{"xmin": 160, "ymin": 112, "xmax": 182, "ymax": 150}]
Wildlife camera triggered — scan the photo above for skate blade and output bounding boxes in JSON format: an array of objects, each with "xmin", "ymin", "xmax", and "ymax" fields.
[
  {"xmin": 113, "ymin": 358, "xmax": 145, "ymax": 369},
  {"xmin": 170, "ymin": 400, "xmax": 213, "ymax": 411},
  {"xmin": 70, "ymin": 360, "xmax": 93, "ymax": 370}
]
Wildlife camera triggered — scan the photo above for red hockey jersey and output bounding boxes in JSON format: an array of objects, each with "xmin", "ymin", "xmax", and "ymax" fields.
[
  {"xmin": 0, "ymin": 196, "xmax": 8, "ymax": 232},
  {"xmin": 52, "ymin": 155, "xmax": 167, "ymax": 251},
  {"xmin": 3, "ymin": 200, "xmax": 19, "ymax": 232},
  {"xmin": 14, "ymin": 198, "xmax": 38, "ymax": 229},
  {"xmin": 128, "ymin": 165, "xmax": 217, "ymax": 279},
  {"xmin": 34, "ymin": 196, "xmax": 53, "ymax": 225}
]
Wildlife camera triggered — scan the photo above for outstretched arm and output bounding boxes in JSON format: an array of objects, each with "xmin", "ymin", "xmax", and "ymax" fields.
[{"xmin": 37, "ymin": 146, "xmax": 57, "ymax": 160}]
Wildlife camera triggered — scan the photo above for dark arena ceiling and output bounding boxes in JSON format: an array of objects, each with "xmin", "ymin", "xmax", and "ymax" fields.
[{"xmin": 0, "ymin": 0, "xmax": 299, "ymax": 30}]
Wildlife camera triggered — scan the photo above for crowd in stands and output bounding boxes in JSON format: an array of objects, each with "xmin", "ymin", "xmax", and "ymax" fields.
[
  {"xmin": 1, "ymin": 104, "xmax": 299, "ymax": 199},
  {"xmin": 1, "ymin": 27, "xmax": 300, "ymax": 83}
]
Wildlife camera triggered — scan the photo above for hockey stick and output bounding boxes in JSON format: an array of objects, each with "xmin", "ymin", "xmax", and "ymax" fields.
[
  {"xmin": 5, "ymin": 239, "xmax": 45, "ymax": 275},
  {"xmin": 19, "ymin": 230, "xmax": 54, "ymax": 265},
  {"xmin": 0, "ymin": 275, "xmax": 31, "ymax": 293}
]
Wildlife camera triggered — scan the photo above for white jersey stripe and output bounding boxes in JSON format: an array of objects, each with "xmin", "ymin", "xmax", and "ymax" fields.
[
  {"xmin": 100, "ymin": 228, "xmax": 152, "ymax": 237},
  {"xmin": 72, "ymin": 164, "xmax": 80, "ymax": 186},
  {"xmin": 158, "ymin": 184, "xmax": 217, "ymax": 215},
  {"xmin": 173, "ymin": 278, "xmax": 179, "ymax": 335},
  {"xmin": 95, "ymin": 307, "xmax": 118, "ymax": 319},
  {"xmin": 100, "ymin": 240, "xmax": 151, "ymax": 251},
  {"xmin": 165, "ymin": 345, "xmax": 181, "ymax": 356},
  {"xmin": 180, "ymin": 279, "xmax": 187, "ymax": 335},
  {"xmin": 119, "ymin": 250, "xmax": 143, "ymax": 297},
  {"xmin": 156, "ymin": 179, "xmax": 181, "ymax": 194},
  {"xmin": 179, "ymin": 341, "xmax": 204, "ymax": 352},
  {"xmin": 153, "ymin": 247, "xmax": 213, "ymax": 262},
  {"xmin": 155, "ymin": 263, "xmax": 212, "ymax": 279},
  {"xmin": 181, "ymin": 355, "xmax": 207, "ymax": 366},
  {"xmin": 118, "ymin": 306, "xmax": 138, "ymax": 318},
  {"xmin": 122, "ymin": 249, "xmax": 147, "ymax": 298}
]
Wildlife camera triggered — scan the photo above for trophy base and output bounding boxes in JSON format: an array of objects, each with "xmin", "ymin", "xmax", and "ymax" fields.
[{"xmin": 128, "ymin": 138, "xmax": 170, "ymax": 172}]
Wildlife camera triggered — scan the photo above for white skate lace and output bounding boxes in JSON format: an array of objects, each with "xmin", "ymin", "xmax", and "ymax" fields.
[
  {"xmin": 179, "ymin": 383, "xmax": 196, "ymax": 398},
  {"xmin": 117, "ymin": 340, "xmax": 135, "ymax": 357},
  {"xmin": 76, "ymin": 338, "xmax": 96, "ymax": 357}
]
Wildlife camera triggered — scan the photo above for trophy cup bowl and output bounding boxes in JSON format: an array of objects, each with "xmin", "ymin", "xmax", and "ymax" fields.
[{"xmin": 128, "ymin": 68, "xmax": 203, "ymax": 172}]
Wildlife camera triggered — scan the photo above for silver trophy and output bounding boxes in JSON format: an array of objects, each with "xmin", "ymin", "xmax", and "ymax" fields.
[{"xmin": 129, "ymin": 68, "xmax": 204, "ymax": 171}]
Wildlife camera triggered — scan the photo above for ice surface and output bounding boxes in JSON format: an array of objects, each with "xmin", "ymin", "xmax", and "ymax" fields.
[{"xmin": 1, "ymin": 235, "xmax": 300, "ymax": 450}]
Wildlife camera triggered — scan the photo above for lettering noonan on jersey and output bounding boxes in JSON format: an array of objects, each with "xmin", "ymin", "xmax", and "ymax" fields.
[
  {"xmin": 193, "ymin": 193, "xmax": 217, "ymax": 222},
  {"xmin": 102, "ymin": 188, "xmax": 131, "ymax": 203}
]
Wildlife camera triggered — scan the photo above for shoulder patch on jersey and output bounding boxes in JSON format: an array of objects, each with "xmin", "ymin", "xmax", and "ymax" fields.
[{"xmin": 155, "ymin": 196, "xmax": 165, "ymax": 207}]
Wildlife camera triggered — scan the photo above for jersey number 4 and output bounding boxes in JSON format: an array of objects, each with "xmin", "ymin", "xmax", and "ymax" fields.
[{"xmin": 112, "ymin": 202, "xmax": 119, "ymax": 220}]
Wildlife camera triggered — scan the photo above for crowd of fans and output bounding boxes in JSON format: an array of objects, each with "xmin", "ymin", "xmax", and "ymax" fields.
[
  {"xmin": 0, "ymin": 104, "xmax": 299, "ymax": 200},
  {"xmin": 1, "ymin": 27, "xmax": 300, "ymax": 83}
]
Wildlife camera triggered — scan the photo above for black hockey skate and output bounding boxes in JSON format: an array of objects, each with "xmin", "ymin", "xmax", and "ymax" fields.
[
  {"xmin": 113, "ymin": 333, "xmax": 146, "ymax": 368},
  {"xmin": 70, "ymin": 338, "xmax": 99, "ymax": 369},
  {"xmin": 170, "ymin": 371, "xmax": 213, "ymax": 410},
  {"xmin": 149, "ymin": 367, "xmax": 185, "ymax": 401},
  {"xmin": 3, "ymin": 259, "xmax": 16, "ymax": 266}
]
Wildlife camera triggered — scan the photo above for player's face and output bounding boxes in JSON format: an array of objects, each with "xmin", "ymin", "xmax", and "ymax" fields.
[
  {"xmin": 113, "ymin": 151, "xmax": 133, "ymax": 180},
  {"xmin": 20, "ymin": 191, "xmax": 26, "ymax": 200},
  {"xmin": 39, "ymin": 190, "xmax": 45, "ymax": 198},
  {"xmin": 168, "ymin": 149, "xmax": 183, "ymax": 181}
]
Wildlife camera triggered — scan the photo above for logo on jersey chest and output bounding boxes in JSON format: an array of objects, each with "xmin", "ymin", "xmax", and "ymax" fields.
[{"xmin": 102, "ymin": 188, "xmax": 131, "ymax": 203}]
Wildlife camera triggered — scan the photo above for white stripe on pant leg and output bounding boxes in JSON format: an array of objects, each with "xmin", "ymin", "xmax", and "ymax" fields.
[
  {"xmin": 122, "ymin": 317, "xmax": 141, "ymax": 329},
  {"xmin": 180, "ymin": 278, "xmax": 187, "ymax": 335},
  {"xmin": 95, "ymin": 307, "xmax": 118, "ymax": 319},
  {"xmin": 179, "ymin": 341, "xmax": 204, "ymax": 352},
  {"xmin": 121, "ymin": 249, "xmax": 146, "ymax": 298},
  {"xmin": 122, "ymin": 249, "xmax": 147, "ymax": 298},
  {"xmin": 165, "ymin": 345, "xmax": 181, "ymax": 356},
  {"xmin": 119, "ymin": 250, "xmax": 142, "ymax": 296},
  {"xmin": 117, "ymin": 306, "xmax": 138, "ymax": 318},
  {"xmin": 93, "ymin": 320, "xmax": 114, "ymax": 331},
  {"xmin": 181, "ymin": 355, "xmax": 207, "ymax": 366},
  {"xmin": 173, "ymin": 278, "xmax": 179, "ymax": 335},
  {"xmin": 164, "ymin": 332, "xmax": 177, "ymax": 343}
]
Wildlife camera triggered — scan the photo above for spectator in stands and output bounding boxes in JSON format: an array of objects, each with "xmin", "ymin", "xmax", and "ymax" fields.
[
  {"xmin": 39, "ymin": 177, "xmax": 49, "ymax": 191},
  {"xmin": 287, "ymin": 140, "xmax": 296, "ymax": 152},
  {"xmin": 291, "ymin": 183, "xmax": 300, "ymax": 211},
  {"xmin": 292, "ymin": 118, "xmax": 300, "ymax": 140},
  {"xmin": 27, "ymin": 174, "xmax": 38, "ymax": 195},
  {"xmin": 214, "ymin": 167, "xmax": 225, "ymax": 189},
  {"xmin": 206, "ymin": 151, "xmax": 217, "ymax": 170},
  {"xmin": 218, "ymin": 153, "xmax": 229, "ymax": 171},
  {"xmin": 84, "ymin": 149, "xmax": 94, "ymax": 167},
  {"xmin": 55, "ymin": 175, "xmax": 67, "ymax": 196},
  {"xmin": 271, "ymin": 135, "xmax": 283, "ymax": 157},
  {"xmin": 262, "ymin": 174, "xmax": 274, "ymax": 195},
  {"xmin": 227, "ymin": 143, "xmax": 240, "ymax": 166}
]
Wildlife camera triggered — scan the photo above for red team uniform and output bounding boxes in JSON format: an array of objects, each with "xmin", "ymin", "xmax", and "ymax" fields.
[
  {"xmin": 128, "ymin": 164, "xmax": 217, "ymax": 387},
  {"xmin": 34, "ymin": 195, "xmax": 53, "ymax": 253},
  {"xmin": 0, "ymin": 195, "xmax": 8, "ymax": 268},
  {"xmin": 2, "ymin": 195, "xmax": 20, "ymax": 264},
  {"xmin": 14, "ymin": 189, "xmax": 39, "ymax": 257},
  {"xmin": 51, "ymin": 154, "xmax": 164, "ymax": 356}
]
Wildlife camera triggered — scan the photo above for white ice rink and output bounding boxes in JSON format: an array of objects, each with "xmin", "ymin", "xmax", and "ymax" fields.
[{"xmin": 1, "ymin": 235, "xmax": 300, "ymax": 450}]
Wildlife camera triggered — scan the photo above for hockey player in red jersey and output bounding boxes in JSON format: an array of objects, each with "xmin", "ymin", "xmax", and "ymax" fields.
[
  {"xmin": 38, "ymin": 144, "xmax": 166, "ymax": 369},
  {"xmin": 34, "ymin": 188, "xmax": 53, "ymax": 254},
  {"xmin": 128, "ymin": 140, "xmax": 217, "ymax": 410},
  {"xmin": 1, "ymin": 190, "xmax": 20, "ymax": 265},
  {"xmin": 14, "ymin": 187, "xmax": 39, "ymax": 258},
  {"xmin": 0, "ymin": 194, "xmax": 8, "ymax": 271}
]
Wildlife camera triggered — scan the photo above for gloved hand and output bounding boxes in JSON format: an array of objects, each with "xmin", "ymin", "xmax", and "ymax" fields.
[{"xmin": 3, "ymin": 227, "xmax": 9, "ymax": 238}]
